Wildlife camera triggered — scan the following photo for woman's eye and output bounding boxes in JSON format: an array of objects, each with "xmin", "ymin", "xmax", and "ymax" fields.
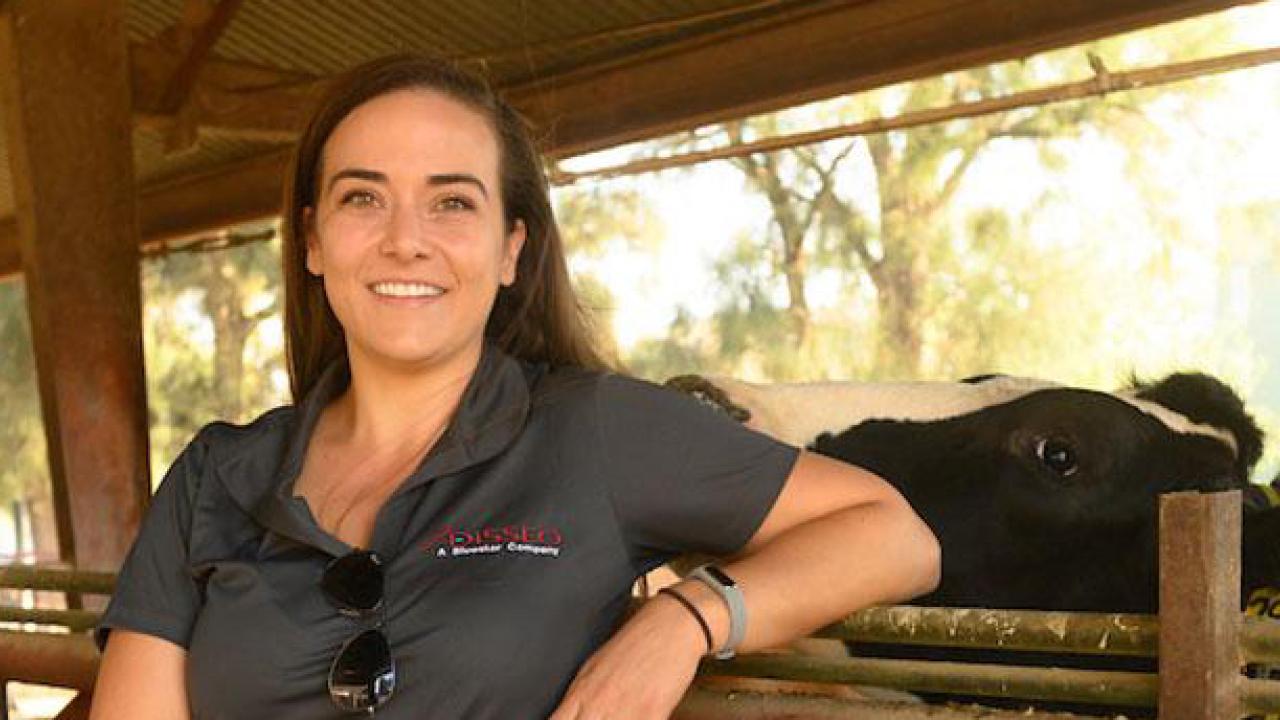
[
  {"xmin": 339, "ymin": 190, "xmax": 379, "ymax": 208},
  {"xmin": 437, "ymin": 195, "xmax": 475, "ymax": 212}
]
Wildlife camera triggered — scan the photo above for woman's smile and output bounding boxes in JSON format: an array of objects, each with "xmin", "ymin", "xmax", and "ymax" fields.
[
  {"xmin": 368, "ymin": 280, "xmax": 448, "ymax": 303},
  {"xmin": 304, "ymin": 88, "xmax": 526, "ymax": 370}
]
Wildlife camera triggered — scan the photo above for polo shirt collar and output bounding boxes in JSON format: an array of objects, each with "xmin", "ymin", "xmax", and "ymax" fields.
[{"xmin": 247, "ymin": 342, "xmax": 533, "ymax": 556}]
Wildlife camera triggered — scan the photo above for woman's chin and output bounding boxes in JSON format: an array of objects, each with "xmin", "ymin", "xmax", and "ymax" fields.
[{"xmin": 353, "ymin": 338, "xmax": 479, "ymax": 371}]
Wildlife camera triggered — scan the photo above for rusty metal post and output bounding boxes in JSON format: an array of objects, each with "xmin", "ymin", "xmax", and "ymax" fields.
[
  {"xmin": 53, "ymin": 692, "xmax": 91, "ymax": 720},
  {"xmin": 0, "ymin": 0, "xmax": 151, "ymax": 576},
  {"xmin": 1158, "ymin": 490, "xmax": 1241, "ymax": 719}
]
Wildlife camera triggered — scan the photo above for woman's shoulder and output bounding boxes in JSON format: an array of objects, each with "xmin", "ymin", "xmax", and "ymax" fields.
[
  {"xmin": 168, "ymin": 405, "xmax": 298, "ymax": 487},
  {"xmin": 195, "ymin": 404, "xmax": 296, "ymax": 452},
  {"xmin": 527, "ymin": 363, "xmax": 694, "ymax": 415}
]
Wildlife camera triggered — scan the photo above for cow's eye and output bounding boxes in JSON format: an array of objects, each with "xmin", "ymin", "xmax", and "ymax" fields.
[{"xmin": 1036, "ymin": 437, "xmax": 1079, "ymax": 477}]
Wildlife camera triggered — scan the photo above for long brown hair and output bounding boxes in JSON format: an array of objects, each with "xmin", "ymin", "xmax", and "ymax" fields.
[{"xmin": 282, "ymin": 54, "xmax": 609, "ymax": 402}]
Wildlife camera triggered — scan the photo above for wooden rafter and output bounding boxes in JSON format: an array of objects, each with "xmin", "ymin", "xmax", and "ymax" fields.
[
  {"xmin": 142, "ymin": 0, "xmax": 247, "ymax": 151},
  {"xmin": 0, "ymin": 151, "xmax": 289, "ymax": 280},
  {"xmin": 550, "ymin": 45, "xmax": 1280, "ymax": 184},
  {"xmin": 0, "ymin": 0, "xmax": 1260, "ymax": 281},
  {"xmin": 123, "ymin": 0, "xmax": 1256, "ymax": 157},
  {"xmin": 155, "ymin": 0, "xmax": 246, "ymax": 114}
]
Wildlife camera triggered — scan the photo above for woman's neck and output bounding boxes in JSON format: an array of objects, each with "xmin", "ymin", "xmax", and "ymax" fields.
[{"xmin": 332, "ymin": 342, "xmax": 483, "ymax": 451}]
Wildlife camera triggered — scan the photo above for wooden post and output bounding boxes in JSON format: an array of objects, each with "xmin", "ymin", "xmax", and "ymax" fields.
[
  {"xmin": 1158, "ymin": 491, "xmax": 1242, "ymax": 719},
  {"xmin": 0, "ymin": 1, "xmax": 151, "ymax": 572}
]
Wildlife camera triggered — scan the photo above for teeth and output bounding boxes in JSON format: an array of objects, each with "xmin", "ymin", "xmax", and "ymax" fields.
[{"xmin": 371, "ymin": 282, "xmax": 445, "ymax": 298}]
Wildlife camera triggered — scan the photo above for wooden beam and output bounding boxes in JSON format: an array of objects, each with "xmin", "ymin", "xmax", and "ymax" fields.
[
  {"xmin": 154, "ymin": 0, "xmax": 247, "ymax": 115},
  {"xmin": 0, "ymin": 0, "xmax": 1255, "ymax": 279},
  {"xmin": 0, "ymin": 218, "xmax": 19, "ymax": 279},
  {"xmin": 514, "ymin": 0, "xmax": 1260, "ymax": 156},
  {"xmin": 0, "ymin": 0, "xmax": 151, "ymax": 572},
  {"xmin": 125, "ymin": 0, "xmax": 1255, "ymax": 157},
  {"xmin": 137, "ymin": 150, "xmax": 290, "ymax": 242},
  {"xmin": 0, "ymin": 151, "xmax": 289, "ymax": 280},
  {"xmin": 1157, "ymin": 491, "xmax": 1242, "ymax": 719}
]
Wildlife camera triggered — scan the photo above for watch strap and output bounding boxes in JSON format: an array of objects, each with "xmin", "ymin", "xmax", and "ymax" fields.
[{"xmin": 688, "ymin": 564, "xmax": 746, "ymax": 659}]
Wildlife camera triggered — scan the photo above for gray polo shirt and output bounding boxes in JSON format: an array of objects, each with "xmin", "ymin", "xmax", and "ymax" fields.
[{"xmin": 96, "ymin": 346, "xmax": 798, "ymax": 718}]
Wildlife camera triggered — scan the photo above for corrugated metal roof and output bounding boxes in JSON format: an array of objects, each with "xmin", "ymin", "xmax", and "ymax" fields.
[
  {"xmin": 0, "ymin": 0, "xmax": 778, "ymax": 222},
  {"xmin": 0, "ymin": 0, "xmax": 1250, "ymax": 245},
  {"xmin": 133, "ymin": 128, "xmax": 292, "ymax": 187},
  {"xmin": 126, "ymin": 0, "xmax": 182, "ymax": 42},
  {"xmin": 206, "ymin": 0, "xmax": 763, "ymax": 79}
]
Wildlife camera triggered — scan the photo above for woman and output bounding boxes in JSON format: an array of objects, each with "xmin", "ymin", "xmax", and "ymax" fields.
[{"xmin": 91, "ymin": 55, "xmax": 940, "ymax": 719}]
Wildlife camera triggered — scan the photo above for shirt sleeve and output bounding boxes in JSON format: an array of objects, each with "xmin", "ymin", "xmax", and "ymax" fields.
[
  {"xmin": 94, "ymin": 430, "xmax": 209, "ymax": 652},
  {"xmin": 595, "ymin": 374, "xmax": 800, "ymax": 564}
]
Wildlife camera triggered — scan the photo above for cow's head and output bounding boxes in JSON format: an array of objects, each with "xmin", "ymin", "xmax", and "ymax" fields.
[
  {"xmin": 894, "ymin": 389, "xmax": 1231, "ymax": 517},
  {"xmin": 669, "ymin": 371, "xmax": 1263, "ymax": 612}
]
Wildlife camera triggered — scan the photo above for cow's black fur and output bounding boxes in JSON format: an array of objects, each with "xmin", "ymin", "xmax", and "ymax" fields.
[
  {"xmin": 797, "ymin": 374, "xmax": 1263, "ymax": 716},
  {"xmin": 809, "ymin": 386, "xmax": 1242, "ymax": 613},
  {"xmin": 1128, "ymin": 371, "xmax": 1264, "ymax": 484}
]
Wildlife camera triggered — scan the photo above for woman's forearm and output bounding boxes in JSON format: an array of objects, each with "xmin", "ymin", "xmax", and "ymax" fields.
[{"xmin": 677, "ymin": 492, "xmax": 940, "ymax": 654}]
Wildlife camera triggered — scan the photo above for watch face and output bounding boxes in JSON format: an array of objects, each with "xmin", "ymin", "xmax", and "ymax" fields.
[{"xmin": 703, "ymin": 565, "xmax": 736, "ymax": 588}]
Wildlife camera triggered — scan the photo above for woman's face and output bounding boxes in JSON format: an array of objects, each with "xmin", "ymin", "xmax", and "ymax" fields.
[{"xmin": 305, "ymin": 89, "xmax": 525, "ymax": 371}]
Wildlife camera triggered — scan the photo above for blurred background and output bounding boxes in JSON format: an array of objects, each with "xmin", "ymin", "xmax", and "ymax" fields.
[
  {"xmin": 3, "ymin": 3, "xmax": 1279, "ymax": 714},
  {"xmin": 5, "ymin": 3, "xmax": 1279, "ymax": 543}
]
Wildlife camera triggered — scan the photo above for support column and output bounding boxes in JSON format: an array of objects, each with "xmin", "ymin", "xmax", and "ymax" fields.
[
  {"xmin": 1158, "ymin": 491, "xmax": 1242, "ymax": 719},
  {"xmin": 0, "ymin": 1, "xmax": 151, "ymax": 571}
]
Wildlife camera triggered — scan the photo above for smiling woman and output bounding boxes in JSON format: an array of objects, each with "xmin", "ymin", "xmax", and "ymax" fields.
[
  {"xmin": 88, "ymin": 54, "xmax": 939, "ymax": 720},
  {"xmin": 302, "ymin": 89, "xmax": 526, "ymax": 380}
]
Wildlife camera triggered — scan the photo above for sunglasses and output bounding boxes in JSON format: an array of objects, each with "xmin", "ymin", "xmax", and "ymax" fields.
[{"xmin": 322, "ymin": 550, "xmax": 397, "ymax": 714}]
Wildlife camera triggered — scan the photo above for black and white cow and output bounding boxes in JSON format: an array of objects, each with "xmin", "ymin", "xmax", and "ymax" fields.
[
  {"xmin": 668, "ymin": 370, "xmax": 1264, "ymax": 614},
  {"xmin": 668, "ymin": 371, "xmax": 1268, "ymax": 714}
]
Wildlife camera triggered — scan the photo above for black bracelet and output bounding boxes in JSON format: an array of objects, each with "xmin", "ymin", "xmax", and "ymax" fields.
[{"xmin": 657, "ymin": 586, "xmax": 713, "ymax": 654}]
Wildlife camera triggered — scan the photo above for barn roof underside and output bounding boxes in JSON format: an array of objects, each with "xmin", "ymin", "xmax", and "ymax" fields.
[{"xmin": 0, "ymin": 0, "xmax": 1260, "ymax": 278}]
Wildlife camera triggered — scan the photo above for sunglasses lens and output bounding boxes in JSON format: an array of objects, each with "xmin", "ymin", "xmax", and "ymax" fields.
[
  {"xmin": 328, "ymin": 628, "xmax": 396, "ymax": 712},
  {"xmin": 322, "ymin": 550, "xmax": 384, "ymax": 614}
]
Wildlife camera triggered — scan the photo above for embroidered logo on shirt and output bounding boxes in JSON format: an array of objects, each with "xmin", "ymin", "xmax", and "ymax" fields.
[{"xmin": 421, "ymin": 523, "xmax": 564, "ymax": 559}]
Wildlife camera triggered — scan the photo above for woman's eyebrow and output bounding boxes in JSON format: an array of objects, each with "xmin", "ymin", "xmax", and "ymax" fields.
[
  {"xmin": 326, "ymin": 168, "xmax": 385, "ymax": 193},
  {"xmin": 427, "ymin": 173, "xmax": 488, "ymax": 199},
  {"xmin": 325, "ymin": 169, "xmax": 488, "ymax": 199}
]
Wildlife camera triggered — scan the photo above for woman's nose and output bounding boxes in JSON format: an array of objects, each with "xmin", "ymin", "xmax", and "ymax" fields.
[{"xmin": 378, "ymin": 204, "xmax": 431, "ymax": 260}]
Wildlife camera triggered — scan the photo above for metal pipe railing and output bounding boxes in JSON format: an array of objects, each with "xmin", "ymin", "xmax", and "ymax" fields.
[
  {"xmin": 673, "ymin": 684, "xmax": 1104, "ymax": 719},
  {"xmin": 0, "ymin": 607, "xmax": 99, "ymax": 632},
  {"xmin": 817, "ymin": 605, "xmax": 1158, "ymax": 657},
  {"xmin": 0, "ymin": 631, "xmax": 97, "ymax": 690},
  {"xmin": 1242, "ymin": 677, "xmax": 1280, "ymax": 715},
  {"xmin": 702, "ymin": 653, "xmax": 1157, "ymax": 708},
  {"xmin": 0, "ymin": 565, "xmax": 115, "ymax": 595}
]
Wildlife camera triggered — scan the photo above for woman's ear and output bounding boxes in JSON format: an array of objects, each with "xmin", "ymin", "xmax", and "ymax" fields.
[
  {"xmin": 500, "ymin": 219, "xmax": 527, "ymax": 287},
  {"xmin": 303, "ymin": 207, "xmax": 323, "ymax": 277}
]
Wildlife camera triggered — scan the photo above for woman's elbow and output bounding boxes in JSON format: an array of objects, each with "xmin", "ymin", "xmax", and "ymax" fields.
[
  {"xmin": 885, "ymin": 497, "xmax": 942, "ymax": 601},
  {"xmin": 911, "ymin": 514, "xmax": 943, "ymax": 597}
]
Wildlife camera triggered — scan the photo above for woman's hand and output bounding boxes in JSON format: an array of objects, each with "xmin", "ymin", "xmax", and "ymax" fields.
[{"xmin": 549, "ymin": 591, "xmax": 708, "ymax": 720}]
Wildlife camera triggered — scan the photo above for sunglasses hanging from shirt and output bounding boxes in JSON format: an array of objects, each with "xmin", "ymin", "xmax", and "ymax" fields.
[{"xmin": 322, "ymin": 549, "xmax": 397, "ymax": 713}]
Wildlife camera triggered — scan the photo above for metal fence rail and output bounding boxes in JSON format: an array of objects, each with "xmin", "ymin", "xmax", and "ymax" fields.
[{"xmin": 1, "ymin": 491, "xmax": 1277, "ymax": 719}]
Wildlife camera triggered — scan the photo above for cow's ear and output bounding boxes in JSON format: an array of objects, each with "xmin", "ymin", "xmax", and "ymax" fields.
[{"xmin": 1133, "ymin": 372, "xmax": 1264, "ymax": 479}]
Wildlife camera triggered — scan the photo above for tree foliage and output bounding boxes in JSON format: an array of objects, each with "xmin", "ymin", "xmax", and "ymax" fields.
[{"xmin": 622, "ymin": 12, "xmax": 1273, "ymax": 393}]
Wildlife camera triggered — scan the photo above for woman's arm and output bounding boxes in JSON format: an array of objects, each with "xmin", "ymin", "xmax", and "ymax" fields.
[
  {"xmin": 678, "ymin": 450, "xmax": 940, "ymax": 652},
  {"xmin": 90, "ymin": 631, "xmax": 190, "ymax": 720},
  {"xmin": 550, "ymin": 450, "xmax": 940, "ymax": 718}
]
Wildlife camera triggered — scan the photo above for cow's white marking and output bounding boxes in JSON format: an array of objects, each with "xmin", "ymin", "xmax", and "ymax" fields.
[
  {"xmin": 1112, "ymin": 391, "xmax": 1239, "ymax": 456},
  {"xmin": 707, "ymin": 375, "xmax": 1055, "ymax": 447},
  {"xmin": 708, "ymin": 375, "xmax": 1240, "ymax": 457}
]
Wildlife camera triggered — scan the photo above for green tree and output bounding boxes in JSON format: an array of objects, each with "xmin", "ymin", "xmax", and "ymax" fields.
[
  {"xmin": 0, "ymin": 279, "xmax": 56, "ymax": 562},
  {"xmin": 622, "ymin": 13, "xmax": 1252, "ymax": 384},
  {"xmin": 555, "ymin": 183, "xmax": 665, "ymax": 369},
  {"xmin": 142, "ymin": 230, "xmax": 286, "ymax": 477}
]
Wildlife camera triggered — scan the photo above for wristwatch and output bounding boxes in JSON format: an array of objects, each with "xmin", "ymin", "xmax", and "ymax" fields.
[{"xmin": 688, "ymin": 564, "xmax": 746, "ymax": 660}]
